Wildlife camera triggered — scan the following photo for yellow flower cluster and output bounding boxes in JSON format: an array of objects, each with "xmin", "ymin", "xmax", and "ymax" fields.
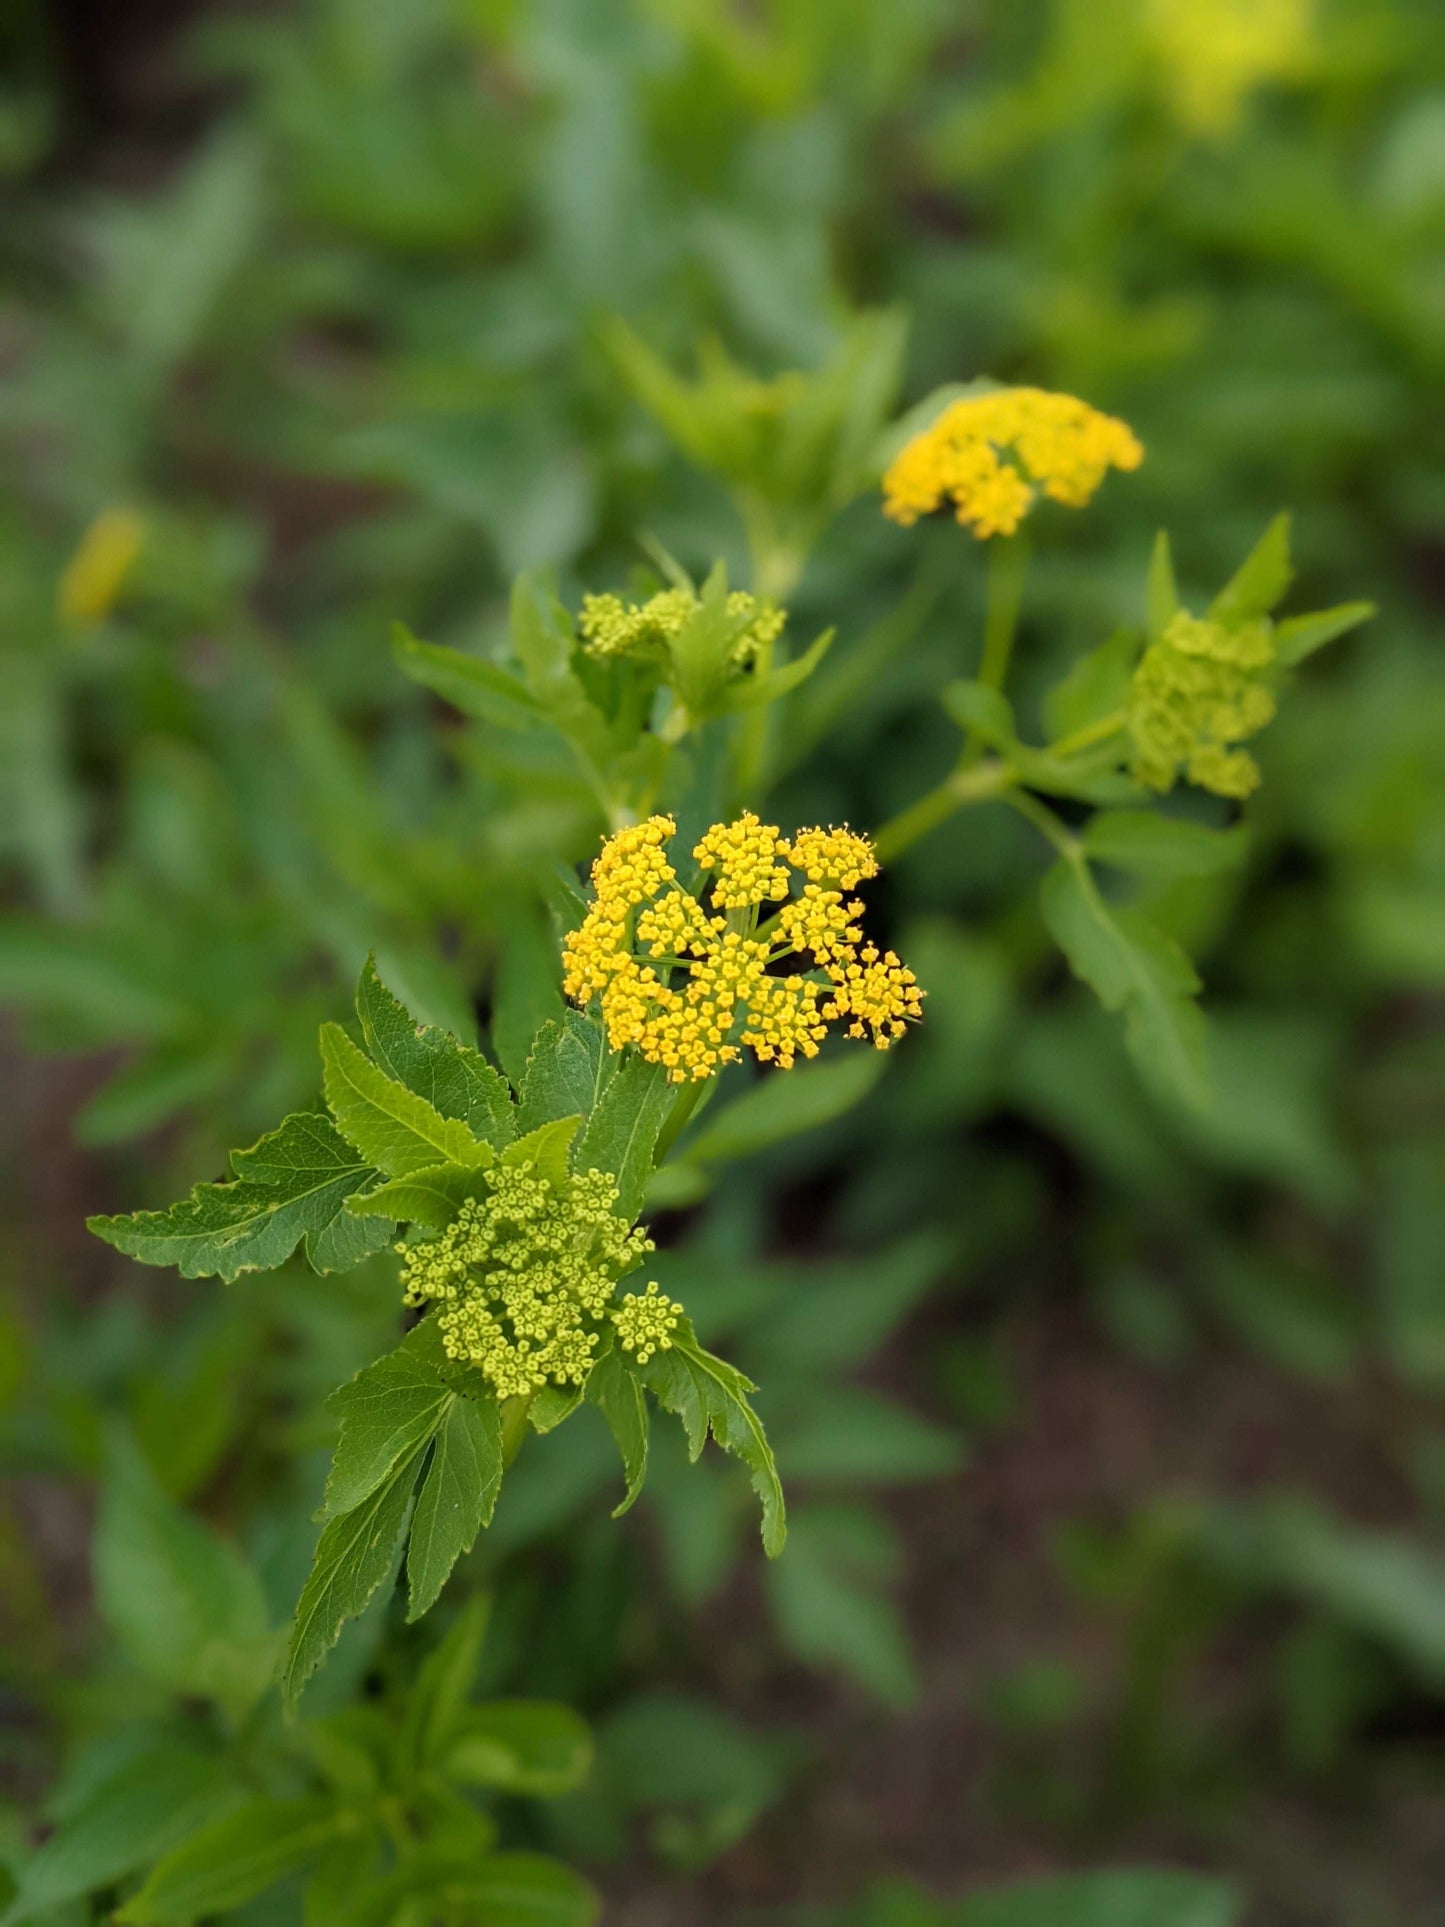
[
  {"xmin": 1144, "ymin": 0, "xmax": 1314, "ymax": 136},
  {"xmin": 562, "ymin": 813, "xmax": 922, "ymax": 1083},
  {"xmin": 612, "ymin": 1282, "xmax": 685, "ymax": 1364},
  {"xmin": 398, "ymin": 1163, "xmax": 654, "ymax": 1401},
  {"xmin": 882, "ymin": 388, "xmax": 1143, "ymax": 540},
  {"xmin": 1128, "ymin": 610, "xmax": 1278, "ymax": 799},
  {"xmin": 578, "ymin": 586, "xmax": 786, "ymax": 668}
]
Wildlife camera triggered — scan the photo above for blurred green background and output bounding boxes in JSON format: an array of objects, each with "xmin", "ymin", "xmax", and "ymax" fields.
[{"xmin": 2, "ymin": 0, "xmax": 1444, "ymax": 1921}]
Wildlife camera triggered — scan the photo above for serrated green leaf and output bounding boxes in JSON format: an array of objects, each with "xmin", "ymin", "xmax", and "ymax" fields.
[
  {"xmin": 1146, "ymin": 530, "xmax": 1179, "ymax": 643},
  {"xmin": 95, "ymin": 1435, "xmax": 273, "ymax": 1720},
  {"xmin": 321, "ymin": 1023, "xmax": 488, "ymax": 1178},
  {"xmin": 284, "ymin": 1448, "xmax": 421, "ymax": 1704},
  {"xmin": 1081, "ymin": 812, "xmax": 1250, "ymax": 879},
  {"xmin": 529, "ymin": 1380, "xmax": 587, "ymax": 1433},
  {"xmin": 1273, "ymin": 600, "xmax": 1375, "ymax": 668},
  {"xmin": 586, "ymin": 1346, "xmax": 649, "ymax": 1516},
  {"xmin": 1209, "ymin": 512, "xmax": 1293, "ymax": 623},
  {"xmin": 88, "ymin": 1112, "xmax": 388, "ymax": 1283},
  {"xmin": 446, "ymin": 1703, "xmax": 593, "ymax": 1796},
  {"xmin": 407, "ymin": 1394, "xmax": 504, "ymax": 1621},
  {"xmin": 392, "ymin": 623, "xmax": 544, "ymax": 729},
  {"xmin": 1040, "ymin": 859, "xmax": 1209, "ymax": 1111},
  {"xmin": 501, "ymin": 1114, "xmax": 582, "ymax": 1187},
  {"xmin": 1, "ymin": 1745, "xmax": 237, "ymax": 1920},
  {"xmin": 516, "ymin": 1010, "xmax": 613, "ymax": 1135},
  {"xmin": 322, "ymin": 1326, "xmax": 454, "ymax": 1520},
  {"xmin": 347, "ymin": 1160, "xmax": 492, "ymax": 1230},
  {"xmin": 575, "ymin": 1054, "xmax": 670, "ymax": 1219},
  {"xmin": 357, "ymin": 956, "xmax": 515, "ymax": 1146},
  {"xmin": 640, "ymin": 1320, "xmax": 785, "ymax": 1556},
  {"xmin": 116, "ymin": 1798, "xmax": 343, "ymax": 1924}
]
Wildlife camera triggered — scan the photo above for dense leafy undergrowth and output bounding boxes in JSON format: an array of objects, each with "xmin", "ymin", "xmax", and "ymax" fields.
[{"xmin": 2, "ymin": 1, "xmax": 1443, "ymax": 1922}]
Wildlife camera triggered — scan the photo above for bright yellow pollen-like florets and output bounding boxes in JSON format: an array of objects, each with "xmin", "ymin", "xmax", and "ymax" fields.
[
  {"xmin": 612, "ymin": 1281, "xmax": 685, "ymax": 1364},
  {"xmin": 398, "ymin": 1163, "xmax": 654, "ymax": 1401},
  {"xmin": 562, "ymin": 813, "xmax": 923, "ymax": 1083},
  {"xmin": 1128, "ymin": 610, "xmax": 1278, "ymax": 799},
  {"xmin": 882, "ymin": 388, "xmax": 1143, "ymax": 540},
  {"xmin": 1144, "ymin": 0, "xmax": 1314, "ymax": 136},
  {"xmin": 578, "ymin": 587, "xmax": 786, "ymax": 669}
]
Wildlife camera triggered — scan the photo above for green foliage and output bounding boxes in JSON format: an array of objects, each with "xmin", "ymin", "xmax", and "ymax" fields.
[{"xmin": 7, "ymin": 0, "xmax": 1443, "ymax": 1915}]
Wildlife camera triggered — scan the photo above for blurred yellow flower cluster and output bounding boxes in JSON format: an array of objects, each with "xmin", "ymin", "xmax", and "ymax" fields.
[
  {"xmin": 1144, "ymin": 0, "xmax": 1314, "ymax": 136},
  {"xmin": 563, "ymin": 813, "xmax": 922, "ymax": 1082},
  {"xmin": 882, "ymin": 388, "xmax": 1143, "ymax": 539},
  {"xmin": 579, "ymin": 585, "xmax": 786, "ymax": 666},
  {"xmin": 1129, "ymin": 610, "xmax": 1278, "ymax": 798}
]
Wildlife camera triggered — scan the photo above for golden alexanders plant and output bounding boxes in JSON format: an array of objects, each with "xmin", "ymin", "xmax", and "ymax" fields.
[
  {"xmin": 89, "ymin": 350, "xmax": 1372, "ymax": 1708},
  {"xmin": 88, "ymin": 806, "xmax": 916, "ymax": 1698}
]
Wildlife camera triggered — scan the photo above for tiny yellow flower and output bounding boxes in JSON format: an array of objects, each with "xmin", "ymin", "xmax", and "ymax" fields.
[
  {"xmin": 562, "ymin": 813, "xmax": 923, "ymax": 1082},
  {"xmin": 1128, "ymin": 609, "xmax": 1279, "ymax": 798},
  {"xmin": 882, "ymin": 388, "xmax": 1143, "ymax": 540},
  {"xmin": 578, "ymin": 586, "xmax": 786, "ymax": 668},
  {"xmin": 57, "ymin": 508, "xmax": 146, "ymax": 624},
  {"xmin": 612, "ymin": 1282, "xmax": 685, "ymax": 1364}
]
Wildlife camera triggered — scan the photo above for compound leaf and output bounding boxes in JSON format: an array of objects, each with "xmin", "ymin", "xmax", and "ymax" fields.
[
  {"xmin": 406, "ymin": 1394, "xmax": 504, "ymax": 1622},
  {"xmin": 322, "ymin": 1324, "xmax": 454, "ymax": 1520},
  {"xmin": 639, "ymin": 1320, "xmax": 785, "ymax": 1556},
  {"xmin": 321, "ymin": 1023, "xmax": 488, "ymax": 1178},
  {"xmin": 88, "ymin": 1112, "xmax": 388, "ymax": 1283},
  {"xmin": 357, "ymin": 957, "xmax": 515, "ymax": 1147}
]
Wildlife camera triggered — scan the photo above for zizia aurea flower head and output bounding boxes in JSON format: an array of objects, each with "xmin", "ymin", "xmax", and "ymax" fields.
[
  {"xmin": 1128, "ymin": 609, "xmax": 1278, "ymax": 799},
  {"xmin": 562, "ymin": 813, "xmax": 922, "ymax": 1083},
  {"xmin": 883, "ymin": 387, "xmax": 1143, "ymax": 540},
  {"xmin": 398, "ymin": 1163, "xmax": 659, "ymax": 1401}
]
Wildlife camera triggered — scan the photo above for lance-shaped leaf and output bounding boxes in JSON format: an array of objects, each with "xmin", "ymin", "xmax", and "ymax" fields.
[
  {"xmin": 347, "ymin": 1158, "xmax": 493, "ymax": 1231},
  {"xmin": 321, "ymin": 1024, "xmax": 489, "ymax": 1178},
  {"xmin": 717, "ymin": 626, "xmax": 835, "ymax": 714},
  {"xmin": 356, "ymin": 957, "xmax": 515, "ymax": 1147},
  {"xmin": 1273, "ymin": 600, "xmax": 1375, "ymax": 668},
  {"xmin": 1209, "ymin": 512, "xmax": 1293, "ymax": 623},
  {"xmin": 322, "ymin": 1324, "xmax": 455, "ymax": 1520},
  {"xmin": 576, "ymin": 1055, "xmax": 670, "ymax": 1220},
  {"xmin": 1040, "ymin": 858, "xmax": 1209, "ymax": 1112},
  {"xmin": 284, "ymin": 1446, "xmax": 422, "ymax": 1704},
  {"xmin": 517, "ymin": 1010, "xmax": 614, "ymax": 1135},
  {"xmin": 88, "ymin": 1112, "xmax": 389, "ymax": 1283},
  {"xmin": 392, "ymin": 622, "xmax": 544, "ymax": 731},
  {"xmin": 407, "ymin": 1394, "xmax": 504, "ymax": 1621},
  {"xmin": 586, "ymin": 1345, "xmax": 649, "ymax": 1517},
  {"xmin": 639, "ymin": 1320, "xmax": 785, "ymax": 1556},
  {"xmin": 500, "ymin": 1115, "xmax": 582, "ymax": 1189}
]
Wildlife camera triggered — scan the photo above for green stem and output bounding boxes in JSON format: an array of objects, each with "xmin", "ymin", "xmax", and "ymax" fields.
[
  {"xmin": 499, "ymin": 1394, "xmax": 534, "ymax": 1470},
  {"xmin": 1047, "ymin": 707, "xmax": 1129, "ymax": 760},
  {"xmin": 873, "ymin": 758, "xmax": 1015, "ymax": 863},
  {"xmin": 1002, "ymin": 787, "xmax": 1081, "ymax": 863},
  {"xmin": 960, "ymin": 531, "xmax": 1030, "ymax": 768},
  {"xmin": 653, "ymin": 1076, "xmax": 705, "ymax": 1166}
]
